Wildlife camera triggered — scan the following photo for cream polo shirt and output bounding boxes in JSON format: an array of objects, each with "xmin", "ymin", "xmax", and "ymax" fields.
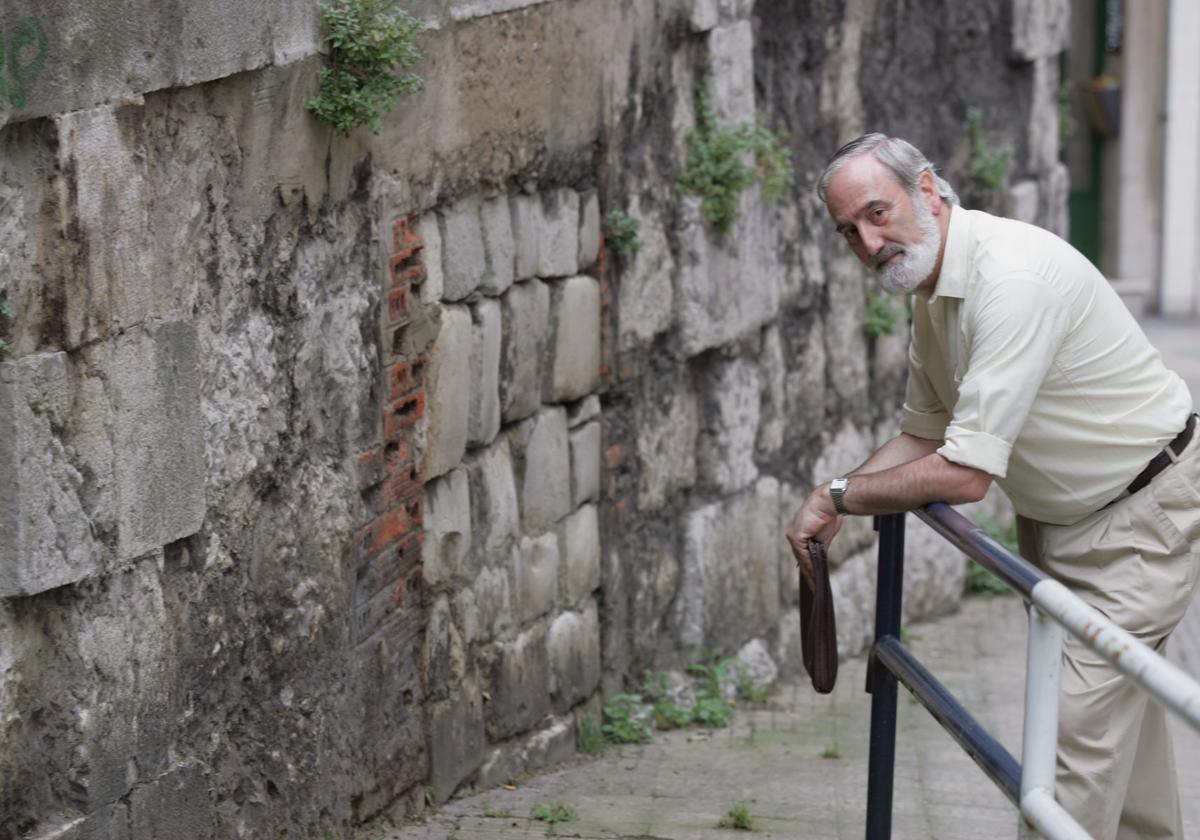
[{"xmin": 900, "ymin": 207, "xmax": 1193, "ymax": 525}]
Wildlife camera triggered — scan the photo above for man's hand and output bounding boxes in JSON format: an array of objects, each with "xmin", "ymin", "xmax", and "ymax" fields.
[{"xmin": 786, "ymin": 483, "xmax": 843, "ymax": 587}]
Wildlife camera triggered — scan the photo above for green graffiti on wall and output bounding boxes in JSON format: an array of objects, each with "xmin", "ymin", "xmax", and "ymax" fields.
[{"xmin": 0, "ymin": 19, "xmax": 48, "ymax": 109}]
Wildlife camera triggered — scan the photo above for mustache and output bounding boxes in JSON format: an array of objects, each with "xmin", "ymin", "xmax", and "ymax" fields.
[{"xmin": 872, "ymin": 243, "xmax": 905, "ymax": 271}]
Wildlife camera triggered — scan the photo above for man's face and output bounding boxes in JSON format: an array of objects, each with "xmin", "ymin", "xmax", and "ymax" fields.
[{"xmin": 825, "ymin": 154, "xmax": 942, "ymax": 294}]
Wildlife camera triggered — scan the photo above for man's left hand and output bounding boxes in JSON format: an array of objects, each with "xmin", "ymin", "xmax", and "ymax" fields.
[{"xmin": 786, "ymin": 484, "xmax": 843, "ymax": 587}]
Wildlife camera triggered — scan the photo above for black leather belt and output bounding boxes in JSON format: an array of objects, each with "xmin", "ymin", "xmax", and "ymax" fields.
[{"xmin": 1126, "ymin": 412, "xmax": 1197, "ymax": 496}]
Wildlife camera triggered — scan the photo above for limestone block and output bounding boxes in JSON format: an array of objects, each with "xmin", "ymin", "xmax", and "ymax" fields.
[
  {"xmin": 1007, "ymin": 179, "xmax": 1040, "ymax": 225},
  {"xmin": 822, "ymin": 256, "xmax": 869, "ymax": 414},
  {"xmin": 424, "ymin": 595, "xmax": 466, "ymax": 699},
  {"xmin": 1027, "ymin": 57, "xmax": 1061, "ymax": 176},
  {"xmin": 696, "ymin": 355, "xmax": 761, "ymax": 494},
  {"xmin": 111, "ymin": 317, "xmax": 206, "ymax": 561},
  {"xmin": 538, "ymin": 189, "xmax": 581, "ymax": 279},
  {"xmin": 674, "ymin": 477, "xmax": 781, "ymax": 650},
  {"xmin": 438, "ymin": 197, "xmax": 486, "ymax": 302},
  {"xmin": 635, "ymin": 372, "xmax": 698, "ymax": 511},
  {"xmin": 450, "ymin": 0, "xmax": 556, "ymax": 22},
  {"xmin": 513, "ymin": 407, "xmax": 572, "ymax": 533},
  {"xmin": 468, "ymin": 299, "xmax": 502, "ymax": 447},
  {"xmin": 577, "ymin": 191, "xmax": 601, "ymax": 268},
  {"xmin": 549, "ymin": 275, "xmax": 601, "ymax": 403},
  {"xmin": 424, "ymin": 306, "xmax": 472, "ymax": 480},
  {"xmin": 732, "ymin": 638, "xmax": 778, "ymax": 693},
  {"xmin": 472, "ymin": 563, "xmax": 514, "ymax": 641},
  {"xmin": 569, "ymin": 421, "xmax": 601, "ymax": 507},
  {"xmin": 44, "ymin": 803, "xmax": 130, "ymax": 840},
  {"xmin": 486, "ymin": 626, "xmax": 551, "ymax": 739},
  {"xmin": 418, "ymin": 213, "xmax": 445, "ymax": 304},
  {"xmin": 567, "ymin": 394, "xmax": 600, "ymax": 429},
  {"xmin": 617, "ymin": 197, "xmax": 675, "ymax": 351},
  {"xmin": 677, "ymin": 196, "xmax": 781, "ymax": 356},
  {"xmin": 423, "ymin": 468, "xmax": 472, "ymax": 587},
  {"xmin": 773, "ymin": 608, "xmax": 803, "ymax": 679},
  {"xmin": 479, "ymin": 195, "xmax": 515, "ymax": 296},
  {"xmin": 782, "ymin": 317, "xmax": 826, "ymax": 449},
  {"xmin": 509, "ymin": 194, "xmax": 543, "ymax": 281},
  {"xmin": 475, "ymin": 716, "xmax": 575, "ymax": 790},
  {"xmin": 1011, "ymin": 0, "xmax": 1070, "ymax": 61},
  {"xmin": 428, "ymin": 674, "xmax": 486, "ymax": 802},
  {"xmin": 1038, "ymin": 163, "xmax": 1070, "ymax": 239},
  {"xmin": 517, "ymin": 533, "xmax": 559, "ymax": 623},
  {"xmin": 0, "ymin": 352, "xmax": 98, "ymax": 597},
  {"xmin": 499, "ymin": 279, "xmax": 551, "ymax": 423},
  {"xmin": 465, "ymin": 439, "xmax": 520, "ymax": 559},
  {"xmin": 546, "ymin": 601, "xmax": 601, "ymax": 711},
  {"xmin": 718, "ymin": 0, "xmax": 754, "ymax": 21},
  {"xmin": 830, "ymin": 548, "xmax": 877, "ymax": 658},
  {"xmin": 757, "ymin": 325, "xmax": 786, "ymax": 457},
  {"xmin": 563, "ymin": 504, "xmax": 600, "ymax": 605},
  {"xmin": 128, "ymin": 763, "xmax": 218, "ymax": 839},
  {"xmin": 690, "ymin": 0, "xmax": 719, "ymax": 32},
  {"xmin": 706, "ymin": 21, "xmax": 756, "ymax": 128}
]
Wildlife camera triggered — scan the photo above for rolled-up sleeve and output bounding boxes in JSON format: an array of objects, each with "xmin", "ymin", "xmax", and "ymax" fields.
[{"xmin": 938, "ymin": 273, "xmax": 1070, "ymax": 478}]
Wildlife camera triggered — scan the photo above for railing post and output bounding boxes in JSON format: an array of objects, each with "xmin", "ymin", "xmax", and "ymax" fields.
[
  {"xmin": 1018, "ymin": 604, "xmax": 1064, "ymax": 839},
  {"xmin": 865, "ymin": 512, "xmax": 906, "ymax": 840}
]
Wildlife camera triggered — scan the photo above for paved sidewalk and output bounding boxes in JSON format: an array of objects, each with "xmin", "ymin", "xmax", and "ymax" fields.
[{"xmin": 393, "ymin": 596, "xmax": 1200, "ymax": 839}]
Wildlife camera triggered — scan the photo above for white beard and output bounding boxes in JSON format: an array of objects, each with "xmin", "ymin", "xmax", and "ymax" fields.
[{"xmin": 876, "ymin": 198, "xmax": 941, "ymax": 295}]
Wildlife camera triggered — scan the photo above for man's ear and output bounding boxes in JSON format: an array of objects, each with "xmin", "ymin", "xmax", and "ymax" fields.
[{"xmin": 919, "ymin": 170, "xmax": 943, "ymax": 214}]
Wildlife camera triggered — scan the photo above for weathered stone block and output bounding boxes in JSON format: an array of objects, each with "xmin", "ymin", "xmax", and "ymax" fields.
[
  {"xmin": 112, "ymin": 317, "xmax": 206, "ymax": 562},
  {"xmin": 732, "ymin": 638, "xmax": 778, "ymax": 693},
  {"xmin": 512, "ymin": 407, "xmax": 572, "ymax": 533},
  {"xmin": 465, "ymin": 439, "xmax": 519, "ymax": 559},
  {"xmin": 697, "ymin": 355, "xmax": 761, "ymax": 494},
  {"xmin": 499, "ymin": 279, "xmax": 551, "ymax": 423},
  {"xmin": 509, "ymin": 194, "xmax": 543, "ymax": 281},
  {"xmin": 0, "ymin": 352, "xmax": 98, "ymax": 597},
  {"xmin": 782, "ymin": 317, "xmax": 826, "ymax": 448},
  {"xmin": 706, "ymin": 21, "xmax": 755, "ymax": 127},
  {"xmin": 516, "ymin": 532, "xmax": 559, "ymax": 623},
  {"xmin": 417, "ymin": 212, "xmax": 445, "ymax": 304},
  {"xmin": 428, "ymin": 674, "xmax": 486, "ymax": 801},
  {"xmin": 1011, "ymin": 0, "xmax": 1070, "ymax": 61},
  {"xmin": 1027, "ymin": 56, "xmax": 1061, "ymax": 175},
  {"xmin": 468, "ymin": 298, "xmax": 502, "ymax": 447},
  {"xmin": 676, "ymin": 196, "xmax": 781, "ymax": 356},
  {"xmin": 563, "ymin": 503, "xmax": 600, "ymax": 606},
  {"xmin": 757, "ymin": 325, "xmax": 786, "ymax": 457},
  {"xmin": 567, "ymin": 394, "xmax": 600, "ymax": 429},
  {"xmin": 1007, "ymin": 179, "xmax": 1040, "ymax": 225},
  {"xmin": 577, "ymin": 191, "xmax": 601, "ymax": 268},
  {"xmin": 546, "ymin": 601, "xmax": 601, "ymax": 711},
  {"xmin": 128, "ymin": 763, "xmax": 218, "ymax": 839},
  {"xmin": 424, "ymin": 305, "xmax": 472, "ymax": 480},
  {"xmin": 822, "ymin": 256, "xmax": 869, "ymax": 415},
  {"xmin": 479, "ymin": 195, "xmax": 515, "ymax": 296},
  {"xmin": 538, "ymin": 189, "xmax": 581, "ymax": 278},
  {"xmin": 674, "ymin": 477, "xmax": 781, "ymax": 650},
  {"xmin": 569, "ymin": 421, "xmax": 601, "ymax": 507},
  {"xmin": 486, "ymin": 627, "xmax": 551, "ymax": 740},
  {"xmin": 424, "ymin": 594, "xmax": 466, "ymax": 699},
  {"xmin": 549, "ymin": 275, "xmax": 601, "ymax": 403},
  {"xmin": 616, "ymin": 198, "xmax": 675, "ymax": 351},
  {"xmin": 1039, "ymin": 162, "xmax": 1069, "ymax": 238},
  {"xmin": 475, "ymin": 715, "xmax": 575, "ymax": 790},
  {"xmin": 423, "ymin": 468, "xmax": 472, "ymax": 587},
  {"xmin": 472, "ymin": 562, "xmax": 515, "ymax": 642},
  {"xmin": 635, "ymin": 372, "xmax": 698, "ymax": 511},
  {"xmin": 690, "ymin": 0, "xmax": 719, "ymax": 32},
  {"xmin": 438, "ymin": 197, "xmax": 486, "ymax": 301}
]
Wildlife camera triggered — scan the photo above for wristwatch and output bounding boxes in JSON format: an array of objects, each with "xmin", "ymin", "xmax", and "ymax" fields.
[{"xmin": 829, "ymin": 477, "xmax": 850, "ymax": 515}]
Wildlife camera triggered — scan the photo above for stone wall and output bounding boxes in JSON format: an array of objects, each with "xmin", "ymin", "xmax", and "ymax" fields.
[{"xmin": 0, "ymin": 0, "xmax": 1066, "ymax": 836}]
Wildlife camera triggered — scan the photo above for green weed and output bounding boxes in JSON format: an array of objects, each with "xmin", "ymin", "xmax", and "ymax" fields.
[
  {"xmin": 678, "ymin": 74, "xmax": 792, "ymax": 234},
  {"xmin": 604, "ymin": 210, "xmax": 642, "ymax": 255},
  {"xmin": 820, "ymin": 742, "xmax": 841, "ymax": 760},
  {"xmin": 601, "ymin": 693, "xmax": 652, "ymax": 744},
  {"xmin": 717, "ymin": 803, "xmax": 755, "ymax": 831},
  {"xmin": 577, "ymin": 717, "xmax": 605, "ymax": 755},
  {"xmin": 532, "ymin": 801, "xmax": 578, "ymax": 824},
  {"xmin": 307, "ymin": 0, "xmax": 424, "ymax": 136},
  {"xmin": 965, "ymin": 514, "xmax": 1018, "ymax": 597},
  {"xmin": 966, "ymin": 105, "xmax": 1011, "ymax": 202},
  {"xmin": 864, "ymin": 292, "xmax": 900, "ymax": 338}
]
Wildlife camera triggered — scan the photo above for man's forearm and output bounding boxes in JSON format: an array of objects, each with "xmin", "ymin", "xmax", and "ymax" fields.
[
  {"xmin": 849, "ymin": 432, "xmax": 943, "ymax": 477},
  {"xmin": 840, "ymin": 452, "xmax": 991, "ymax": 515}
]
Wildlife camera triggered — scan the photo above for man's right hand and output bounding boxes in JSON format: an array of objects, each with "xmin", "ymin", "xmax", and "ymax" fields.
[{"xmin": 786, "ymin": 483, "xmax": 844, "ymax": 587}]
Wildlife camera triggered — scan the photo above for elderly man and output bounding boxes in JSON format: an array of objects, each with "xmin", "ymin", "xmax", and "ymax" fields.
[{"xmin": 787, "ymin": 133, "xmax": 1199, "ymax": 840}]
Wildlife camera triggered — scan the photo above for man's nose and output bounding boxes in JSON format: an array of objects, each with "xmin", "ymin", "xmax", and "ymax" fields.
[{"xmin": 860, "ymin": 227, "xmax": 886, "ymax": 257}]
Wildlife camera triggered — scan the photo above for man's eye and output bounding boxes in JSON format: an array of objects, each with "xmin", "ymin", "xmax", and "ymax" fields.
[{"xmin": 872, "ymin": 208, "xmax": 887, "ymax": 221}]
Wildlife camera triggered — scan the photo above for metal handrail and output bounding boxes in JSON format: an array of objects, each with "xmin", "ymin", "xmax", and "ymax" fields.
[{"xmin": 864, "ymin": 504, "xmax": 1200, "ymax": 840}]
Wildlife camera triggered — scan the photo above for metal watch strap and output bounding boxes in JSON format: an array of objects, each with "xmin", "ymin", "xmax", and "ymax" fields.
[{"xmin": 830, "ymin": 477, "xmax": 849, "ymax": 515}]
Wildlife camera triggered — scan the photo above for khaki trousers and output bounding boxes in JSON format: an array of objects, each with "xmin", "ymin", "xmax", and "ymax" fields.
[{"xmin": 1016, "ymin": 425, "xmax": 1200, "ymax": 840}]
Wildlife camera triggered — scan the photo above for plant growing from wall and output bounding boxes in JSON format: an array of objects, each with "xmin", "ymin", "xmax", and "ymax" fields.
[
  {"xmin": 965, "ymin": 106, "xmax": 1011, "ymax": 203},
  {"xmin": 604, "ymin": 210, "xmax": 642, "ymax": 255},
  {"xmin": 863, "ymin": 292, "xmax": 900, "ymax": 339},
  {"xmin": 307, "ymin": 0, "xmax": 424, "ymax": 136},
  {"xmin": 0, "ymin": 299, "xmax": 12, "ymax": 360},
  {"xmin": 678, "ymin": 73, "xmax": 793, "ymax": 234}
]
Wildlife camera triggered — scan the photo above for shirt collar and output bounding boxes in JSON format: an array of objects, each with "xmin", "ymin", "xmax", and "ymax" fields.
[{"xmin": 925, "ymin": 205, "xmax": 971, "ymax": 303}]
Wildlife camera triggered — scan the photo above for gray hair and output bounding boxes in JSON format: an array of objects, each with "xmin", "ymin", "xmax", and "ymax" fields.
[{"xmin": 816, "ymin": 133, "xmax": 960, "ymax": 206}]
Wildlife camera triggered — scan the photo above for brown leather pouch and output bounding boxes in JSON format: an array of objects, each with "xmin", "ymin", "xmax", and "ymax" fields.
[{"xmin": 800, "ymin": 539, "xmax": 838, "ymax": 694}]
